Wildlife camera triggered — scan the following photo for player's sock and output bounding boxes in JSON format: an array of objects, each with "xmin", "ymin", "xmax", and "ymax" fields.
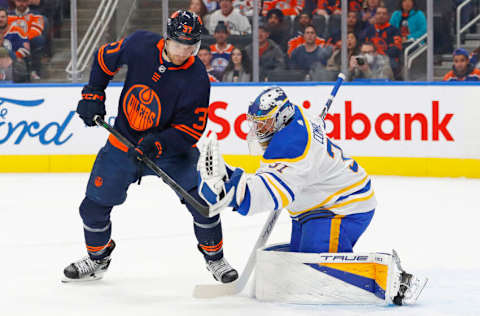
[{"xmin": 62, "ymin": 240, "xmax": 116, "ymax": 282}]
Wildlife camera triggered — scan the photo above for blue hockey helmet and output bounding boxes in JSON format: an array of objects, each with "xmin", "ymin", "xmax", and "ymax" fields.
[
  {"xmin": 167, "ymin": 10, "xmax": 202, "ymax": 45},
  {"xmin": 247, "ymin": 87, "xmax": 295, "ymax": 143}
]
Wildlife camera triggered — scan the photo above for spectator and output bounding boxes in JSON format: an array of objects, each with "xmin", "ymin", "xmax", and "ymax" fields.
[
  {"xmin": 443, "ymin": 48, "xmax": 480, "ymax": 81},
  {"xmin": 349, "ymin": 42, "xmax": 393, "ymax": 80},
  {"xmin": 210, "ymin": 21, "xmax": 234, "ymax": 79},
  {"xmin": 189, "ymin": 0, "xmax": 209, "ymax": 34},
  {"xmin": 0, "ymin": 46, "xmax": 13, "ymax": 80},
  {"xmin": 360, "ymin": 5, "xmax": 402, "ymax": 77},
  {"xmin": 0, "ymin": 46, "xmax": 27, "ymax": 82},
  {"xmin": 0, "ymin": 7, "xmax": 30, "ymax": 60},
  {"xmin": 245, "ymin": 24, "xmax": 285, "ymax": 81},
  {"xmin": 389, "ymin": 0, "xmax": 426, "ymax": 45},
  {"xmin": 206, "ymin": 0, "xmax": 251, "ymax": 35},
  {"xmin": 313, "ymin": 0, "xmax": 341, "ymax": 17},
  {"xmin": 203, "ymin": 0, "xmax": 219, "ymax": 13},
  {"xmin": 262, "ymin": 0, "xmax": 305, "ymax": 16},
  {"xmin": 326, "ymin": 32, "xmax": 360, "ymax": 72},
  {"xmin": 290, "ymin": 25, "xmax": 332, "ymax": 72},
  {"xmin": 266, "ymin": 8, "xmax": 290, "ymax": 52},
  {"xmin": 232, "ymin": 0, "xmax": 262, "ymax": 16},
  {"xmin": 8, "ymin": 0, "xmax": 45, "ymax": 79},
  {"xmin": 292, "ymin": 10, "xmax": 313, "ymax": 37},
  {"xmin": 328, "ymin": 11, "xmax": 365, "ymax": 45},
  {"xmin": 197, "ymin": 46, "xmax": 221, "ymax": 82},
  {"xmin": 288, "ymin": 24, "xmax": 329, "ymax": 57},
  {"xmin": 222, "ymin": 47, "xmax": 252, "ymax": 82},
  {"xmin": 362, "ymin": 0, "xmax": 382, "ymax": 25}
]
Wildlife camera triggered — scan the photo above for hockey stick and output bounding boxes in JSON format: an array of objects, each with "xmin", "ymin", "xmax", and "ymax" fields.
[
  {"xmin": 321, "ymin": 73, "xmax": 346, "ymax": 119},
  {"xmin": 93, "ymin": 116, "xmax": 210, "ymax": 217},
  {"xmin": 193, "ymin": 76, "xmax": 346, "ymax": 298},
  {"xmin": 193, "ymin": 208, "xmax": 281, "ymax": 298}
]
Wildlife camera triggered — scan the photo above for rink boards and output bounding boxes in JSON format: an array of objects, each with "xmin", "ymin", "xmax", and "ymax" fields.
[{"xmin": 0, "ymin": 82, "xmax": 479, "ymax": 177}]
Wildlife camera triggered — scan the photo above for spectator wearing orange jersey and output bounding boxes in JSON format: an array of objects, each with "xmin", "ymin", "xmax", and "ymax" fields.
[
  {"xmin": 360, "ymin": 6, "xmax": 402, "ymax": 78},
  {"xmin": 0, "ymin": 7, "xmax": 30, "ymax": 60},
  {"xmin": 262, "ymin": 0, "xmax": 305, "ymax": 16},
  {"xmin": 289, "ymin": 24, "xmax": 332, "ymax": 72},
  {"xmin": 8, "ymin": 0, "xmax": 45, "ymax": 79},
  {"xmin": 287, "ymin": 26, "xmax": 329, "ymax": 57},
  {"xmin": 443, "ymin": 48, "xmax": 480, "ymax": 82}
]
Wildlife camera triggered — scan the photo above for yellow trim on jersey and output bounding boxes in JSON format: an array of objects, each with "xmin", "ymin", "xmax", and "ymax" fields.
[
  {"xmin": 329, "ymin": 215, "xmax": 344, "ymax": 252},
  {"xmin": 264, "ymin": 174, "xmax": 290, "ymax": 208},
  {"xmin": 328, "ymin": 190, "xmax": 375, "ymax": 210},
  {"xmin": 260, "ymin": 107, "xmax": 312, "ymax": 164},
  {"xmin": 288, "ymin": 175, "xmax": 369, "ymax": 216}
]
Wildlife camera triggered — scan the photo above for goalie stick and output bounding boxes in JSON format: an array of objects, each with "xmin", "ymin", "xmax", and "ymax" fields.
[
  {"xmin": 193, "ymin": 74, "xmax": 346, "ymax": 298},
  {"xmin": 93, "ymin": 116, "xmax": 210, "ymax": 217}
]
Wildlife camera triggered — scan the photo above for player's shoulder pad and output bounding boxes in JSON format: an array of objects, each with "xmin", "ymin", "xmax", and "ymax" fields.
[{"xmin": 263, "ymin": 106, "xmax": 310, "ymax": 161}]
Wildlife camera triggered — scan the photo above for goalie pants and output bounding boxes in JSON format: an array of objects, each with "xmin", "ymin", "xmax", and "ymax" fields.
[
  {"xmin": 79, "ymin": 140, "xmax": 224, "ymax": 261},
  {"xmin": 289, "ymin": 210, "xmax": 374, "ymax": 253}
]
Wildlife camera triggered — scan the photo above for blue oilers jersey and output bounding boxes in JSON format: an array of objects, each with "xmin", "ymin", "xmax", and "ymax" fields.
[
  {"xmin": 238, "ymin": 105, "xmax": 377, "ymax": 221},
  {"xmin": 88, "ymin": 31, "xmax": 210, "ymax": 156}
]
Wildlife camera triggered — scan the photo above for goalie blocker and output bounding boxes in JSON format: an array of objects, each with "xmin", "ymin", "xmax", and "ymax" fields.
[{"xmin": 255, "ymin": 244, "xmax": 427, "ymax": 305}]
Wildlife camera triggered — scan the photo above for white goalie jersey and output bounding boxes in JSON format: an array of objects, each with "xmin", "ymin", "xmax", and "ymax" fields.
[{"xmin": 238, "ymin": 106, "xmax": 377, "ymax": 220}]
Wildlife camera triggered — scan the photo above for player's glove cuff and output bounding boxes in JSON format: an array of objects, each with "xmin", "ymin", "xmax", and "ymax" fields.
[{"xmin": 77, "ymin": 85, "xmax": 106, "ymax": 127}]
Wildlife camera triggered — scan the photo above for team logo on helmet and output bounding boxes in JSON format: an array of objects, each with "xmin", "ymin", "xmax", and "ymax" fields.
[
  {"xmin": 167, "ymin": 10, "xmax": 202, "ymax": 45},
  {"xmin": 247, "ymin": 87, "xmax": 295, "ymax": 142}
]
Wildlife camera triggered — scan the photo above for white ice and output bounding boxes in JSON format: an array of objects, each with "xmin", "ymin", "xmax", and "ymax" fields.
[{"xmin": 1, "ymin": 174, "xmax": 479, "ymax": 316}]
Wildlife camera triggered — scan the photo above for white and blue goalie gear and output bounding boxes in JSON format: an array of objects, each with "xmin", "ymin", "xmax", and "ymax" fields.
[
  {"xmin": 197, "ymin": 134, "xmax": 247, "ymax": 216},
  {"xmin": 247, "ymin": 87, "xmax": 295, "ymax": 144}
]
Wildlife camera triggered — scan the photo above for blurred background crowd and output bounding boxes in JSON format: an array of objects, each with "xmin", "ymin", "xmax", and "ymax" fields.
[{"xmin": 1, "ymin": 0, "xmax": 479, "ymax": 83}]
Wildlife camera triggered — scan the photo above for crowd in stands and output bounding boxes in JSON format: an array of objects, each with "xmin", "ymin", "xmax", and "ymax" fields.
[
  {"xmin": 0, "ymin": 0, "xmax": 64, "ymax": 82},
  {"xmin": 1, "ymin": 0, "xmax": 479, "ymax": 82},
  {"xmin": 190, "ymin": 0, "xmax": 480, "ymax": 82}
]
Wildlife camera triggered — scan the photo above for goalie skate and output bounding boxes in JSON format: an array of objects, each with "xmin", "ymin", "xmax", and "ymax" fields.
[
  {"xmin": 62, "ymin": 240, "xmax": 116, "ymax": 283},
  {"xmin": 206, "ymin": 257, "xmax": 239, "ymax": 284},
  {"xmin": 390, "ymin": 249, "xmax": 428, "ymax": 305}
]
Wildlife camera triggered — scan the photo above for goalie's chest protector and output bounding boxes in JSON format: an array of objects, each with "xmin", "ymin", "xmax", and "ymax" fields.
[{"xmin": 258, "ymin": 106, "xmax": 377, "ymax": 218}]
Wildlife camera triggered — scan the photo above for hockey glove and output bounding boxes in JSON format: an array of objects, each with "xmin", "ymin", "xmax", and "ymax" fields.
[
  {"xmin": 197, "ymin": 134, "xmax": 247, "ymax": 215},
  {"xmin": 76, "ymin": 85, "xmax": 106, "ymax": 127},
  {"xmin": 128, "ymin": 132, "xmax": 163, "ymax": 162}
]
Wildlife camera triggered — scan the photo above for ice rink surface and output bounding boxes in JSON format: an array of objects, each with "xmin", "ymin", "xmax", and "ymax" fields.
[{"xmin": 1, "ymin": 173, "xmax": 479, "ymax": 316}]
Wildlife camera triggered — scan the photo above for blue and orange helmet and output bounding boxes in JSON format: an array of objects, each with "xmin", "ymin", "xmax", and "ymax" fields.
[{"xmin": 167, "ymin": 10, "xmax": 202, "ymax": 45}]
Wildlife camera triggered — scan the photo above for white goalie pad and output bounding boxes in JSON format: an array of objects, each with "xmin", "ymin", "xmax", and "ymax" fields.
[{"xmin": 254, "ymin": 244, "xmax": 427, "ymax": 305}]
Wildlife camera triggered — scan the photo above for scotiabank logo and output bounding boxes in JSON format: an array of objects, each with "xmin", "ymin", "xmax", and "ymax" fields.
[
  {"xmin": 326, "ymin": 100, "xmax": 454, "ymax": 141},
  {"xmin": 208, "ymin": 100, "xmax": 454, "ymax": 142}
]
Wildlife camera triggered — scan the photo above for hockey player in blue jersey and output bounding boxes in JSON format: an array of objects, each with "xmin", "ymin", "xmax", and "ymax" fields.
[{"xmin": 63, "ymin": 10, "xmax": 238, "ymax": 284}]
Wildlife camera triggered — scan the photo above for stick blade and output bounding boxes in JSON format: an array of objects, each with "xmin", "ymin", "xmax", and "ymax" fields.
[{"xmin": 193, "ymin": 279, "xmax": 243, "ymax": 298}]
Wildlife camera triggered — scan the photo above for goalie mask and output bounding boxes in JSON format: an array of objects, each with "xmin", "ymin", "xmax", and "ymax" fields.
[{"xmin": 247, "ymin": 87, "xmax": 295, "ymax": 144}]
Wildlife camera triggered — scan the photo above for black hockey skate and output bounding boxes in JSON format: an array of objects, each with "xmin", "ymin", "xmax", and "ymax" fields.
[
  {"xmin": 62, "ymin": 240, "xmax": 116, "ymax": 283},
  {"xmin": 390, "ymin": 249, "xmax": 428, "ymax": 305},
  {"xmin": 205, "ymin": 257, "xmax": 238, "ymax": 284}
]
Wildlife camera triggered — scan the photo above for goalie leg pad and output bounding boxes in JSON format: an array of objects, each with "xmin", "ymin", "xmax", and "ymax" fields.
[{"xmin": 255, "ymin": 245, "xmax": 427, "ymax": 305}]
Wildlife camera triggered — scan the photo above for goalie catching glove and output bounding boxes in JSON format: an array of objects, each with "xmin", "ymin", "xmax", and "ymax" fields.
[{"xmin": 197, "ymin": 134, "xmax": 247, "ymax": 216}]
